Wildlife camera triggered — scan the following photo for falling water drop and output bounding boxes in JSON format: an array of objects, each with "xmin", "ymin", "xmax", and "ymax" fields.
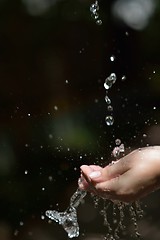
[
  {"xmin": 90, "ymin": 1, "xmax": 99, "ymax": 14},
  {"xmin": 91, "ymin": 12, "xmax": 99, "ymax": 19},
  {"xmin": 105, "ymin": 95, "xmax": 111, "ymax": 105},
  {"xmin": 90, "ymin": 1, "xmax": 102, "ymax": 25},
  {"xmin": 115, "ymin": 139, "xmax": 121, "ymax": 146},
  {"xmin": 110, "ymin": 55, "xmax": 115, "ymax": 62},
  {"xmin": 96, "ymin": 19, "xmax": 102, "ymax": 25},
  {"xmin": 107, "ymin": 105, "xmax": 113, "ymax": 112},
  {"xmin": 105, "ymin": 116, "xmax": 114, "ymax": 126},
  {"xmin": 104, "ymin": 73, "xmax": 117, "ymax": 90},
  {"xmin": 121, "ymin": 75, "xmax": 126, "ymax": 81}
]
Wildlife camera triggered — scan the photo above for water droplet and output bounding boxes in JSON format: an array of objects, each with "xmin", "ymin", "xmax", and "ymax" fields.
[
  {"xmin": 104, "ymin": 73, "xmax": 117, "ymax": 90},
  {"xmin": 90, "ymin": 1, "xmax": 99, "ymax": 14},
  {"xmin": 96, "ymin": 19, "xmax": 102, "ymax": 25},
  {"xmin": 92, "ymin": 12, "xmax": 99, "ymax": 19},
  {"xmin": 121, "ymin": 75, "xmax": 126, "ymax": 81},
  {"xmin": 115, "ymin": 139, "xmax": 121, "ymax": 146},
  {"xmin": 110, "ymin": 55, "xmax": 115, "ymax": 62},
  {"xmin": 19, "ymin": 221, "xmax": 24, "ymax": 226},
  {"xmin": 107, "ymin": 105, "xmax": 113, "ymax": 112},
  {"xmin": 14, "ymin": 230, "xmax": 19, "ymax": 236},
  {"xmin": 105, "ymin": 95, "xmax": 111, "ymax": 104},
  {"xmin": 48, "ymin": 176, "xmax": 53, "ymax": 181},
  {"xmin": 105, "ymin": 115, "xmax": 114, "ymax": 126},
  {"xmin": 119, "ymin": 143, "xmax": 125, "ymax": 153},
  {"xmin": 90, "ymin": 1, "xmax": 102, "ymax": 26},
  {"xmin": 112, "ymin": 147, "xmax": 120, "ymax": 157},
  {"xmin": 49, "ymin": 134, "xmax": 53, "ymax": 139},
  {"xmin": 136, "ymin": 232, "xmax": 141, "ymax": 237},
  {"xmin": 54, "ymin": 106, "xmax": 58, "ymax": 111}
]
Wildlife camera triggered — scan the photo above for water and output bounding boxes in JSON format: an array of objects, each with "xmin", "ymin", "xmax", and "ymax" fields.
[
  {"xmin": 110, "ymin": 55, "xmax": 115, "ymax": 62},
  {"xmin": 104, "ymin": 73, "xmax": 117, "ymax": 90},
  {"xmin": 96, "ymin": 19, "xmax": 103, "ymax": 25},
  {"xmin": 105, "ymin": 115, "xmax": 114, "ymax": 126},
  {"xmin": 45, "ymin": 67, "xmax": 143, "ymax": 238},
  {"xmin": 45, "ymin": 68, "xmax": 143, "ymax": 239},
  {"xmin": 92, "ymin": 198, "xmax": 143, "ymax": 240},
  {"xmin": 115, "ymin": 138, "xmax": 121, "ymax": 146},
  {"xmin": 107, "ymin": 105, "xmax": 113, "ymax": 112},
  {"xmin": 90, "ymin": 1, "xmax": 102, "ymax": 25},
  {"xmin": 45, "ymin": 188, "xmax": 86, "ymax": 238},
  {"xmin": 112, "ymin": 139, "xmax": 125, "ymax": 158},
  {"xmin": 104, "ymin": 73, "xmax": 117, "ymax": 126},
  {"xmin": 45, "ymin": 4, "xmax": 144, "ymax": 238},
  {"xmin": 105, "ymin": 95, "xmax": 111, "ymax": 104},
  {"xmin": 46, "ymin": 207, "xmax": 79, "ymax": 238}
]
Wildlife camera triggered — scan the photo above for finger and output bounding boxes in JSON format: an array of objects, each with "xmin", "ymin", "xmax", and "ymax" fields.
[
  {"xmin": 86, "ymin": 157, "xmax": 130, "ymax": 183},
  {"xmin": 95, "ymin": 171, "xmax": 135, "ymax": 202},
  {"xmin": 101, "ymin": 156, "xmax": 130, "ymax": 180},
  {"xmin": 80, "ymin": 165, "xmax": 95, "ymax": 184},
  {"xmin": 95, "ymin": 177, "xmax": 122, "ymax": 195},
  {"xmin": 79, "ymin": 165, "xmax": 96, "ymax": 190},
  {"xmin": 89, "ymin": 165, "xmax": 103, "ymax": 171},
  {"xmin": 80, "ymin": 165, "xmax": 94, "ymax": 177},
  {"xmin": 81, "ymin": 165, "xmax": 104, "ymax": 183}
]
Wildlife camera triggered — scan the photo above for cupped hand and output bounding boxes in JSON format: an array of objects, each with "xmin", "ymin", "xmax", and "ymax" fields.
[{"xmin": 78, "ymin": 147, "xmax": 160, "ymax": 202}]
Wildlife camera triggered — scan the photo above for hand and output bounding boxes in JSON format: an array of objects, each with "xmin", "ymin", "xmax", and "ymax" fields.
[{"xmin": 78, "ymin": 146, "xmax": 160, "ymax": 202}]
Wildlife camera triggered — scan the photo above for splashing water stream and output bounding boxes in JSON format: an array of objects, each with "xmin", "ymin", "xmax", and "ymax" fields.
[
  {"xmin": 45, "ymin": 2, "xmax": 144, "ymax": 239},
  {"xmin": 46, "ymin": 188, "xmax": 86, "ymax": 238},
  {"xmin": 45, "ymin": 75, "xmax": 143, "ymax": 240}
]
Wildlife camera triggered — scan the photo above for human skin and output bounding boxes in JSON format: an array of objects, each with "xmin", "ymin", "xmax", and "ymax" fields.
[{"xmin": 78, "ymin": 146, "xmax": 160, "ymax": 202}]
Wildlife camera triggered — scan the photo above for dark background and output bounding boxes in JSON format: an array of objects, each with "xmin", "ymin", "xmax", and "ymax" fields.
[{"xmin": 1, "ymin": 0, "xmax": 160, "ymax": 239}]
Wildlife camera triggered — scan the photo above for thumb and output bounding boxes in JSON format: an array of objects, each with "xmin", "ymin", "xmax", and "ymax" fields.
[
  {"xmin": 89, "ymin": 157, "xmax": 130, "ymax": 183},
  {"xmin": 102, "ymin": 157, "xmax": 130, "ymax": 179}
]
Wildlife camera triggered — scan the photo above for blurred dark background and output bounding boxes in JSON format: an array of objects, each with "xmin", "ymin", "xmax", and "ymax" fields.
[{"xmin": 1, "ymin": 0, "xmax": 160, "ymax": 239}]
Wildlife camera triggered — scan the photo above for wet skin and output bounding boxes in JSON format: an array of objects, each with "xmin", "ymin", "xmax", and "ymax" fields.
[{"xmin": 79, "ymin": 146, "xmax": 160, "ymax": 202}]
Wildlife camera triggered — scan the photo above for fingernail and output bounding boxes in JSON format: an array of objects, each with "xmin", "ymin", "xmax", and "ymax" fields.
[{"xmin": 89, "ymin": 171, "xmax": 101, "ymax": 179}]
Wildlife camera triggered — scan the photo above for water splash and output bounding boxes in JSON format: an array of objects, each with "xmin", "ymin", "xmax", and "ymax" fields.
[
  {"xmin": 45, "ymin": 188, "xmax": 86, "ymax": 238},
  {"xmin": 46, "ymin": 207, "xmax": 79, "ymax": 238},
  {"xmin": 112, "ymin": 139, "xmax": 125, "ymax": 158}
]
